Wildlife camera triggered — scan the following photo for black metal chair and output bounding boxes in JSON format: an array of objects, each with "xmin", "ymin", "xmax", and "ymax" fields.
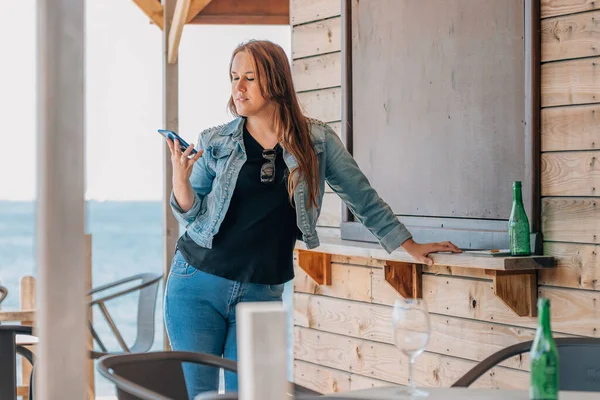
[
  {"xmin": 97, "ymin": 350, "xmax": 322, "ymax": 400},
  {"xmin": 452, "ymin": 337, "xmax": 600, "ymax": 391},
  {"xmin": 0, "ymin": 325, "xmax": 36, "ymax": 400},
  {"xmin": 0, "ymin": 273, "xmax": 161, "ymax": 399},
  {"xmin": 88, "ymin": 272, "xmax": 163, "ymax": 359},
  {"xmin": 0, "ymin": 285, "xmax": 8, "ymax": 306}
]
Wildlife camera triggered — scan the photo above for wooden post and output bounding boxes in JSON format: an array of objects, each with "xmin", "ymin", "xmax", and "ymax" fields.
[
  {"xmin": 237, "ymin": 302, "xmax": 291, "ymax": 400},
  {"xmin": 36, "ymin": 1, "xmax": 87, "ymax": 399},
  {"xmin": 84, "ymin": 234, "xmax": 95, "ymax": 399},
  {"xmin": 20, "ymin": 277, "xmax": 36, "ymax": 399},
  {"xmin": 162, "ymin": 0, "xmax": 179, "ymax": 351}
]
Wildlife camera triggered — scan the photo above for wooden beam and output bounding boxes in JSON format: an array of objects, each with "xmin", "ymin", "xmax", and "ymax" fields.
[
  {"xmin": 384, "ymin": 261, "xmax": 422, "ymax": 299},
  {"xmin": 168, "ymin": 0, "xmax": 190, "ymax": 64},
  {"xmin": 162, "ymin": 0, "xmax": 179, "ymax": 351},
  {"xmin": 0, "ymin": 310, "xmax": 36, "ymax": 323},
  {"xmin": 188, "ymin": 0, "xmax": 289, "ymax": 25},
  {"xmin": 20, "ymin": 277, "xmax": 36, "ymax": 400},
  {"xmin": 297, "ymin": 250, "xmax": 332, "ymax": 285},
  {"xmin": 186, "ymin": 0, "xmax": 213, "ymax": 23},
  {"xmin": 189, "ymin": 14, "xmax": 289, "ymax": 25},
  {"xmin": 85, "ymin": 235, "xmax": 95, "ymax": 400},
  {"xmin": 37, "ymin": 0, "xmax": 87, "ymax": 398},
  {"xmin": 131, "ymin": 0, "xmax": 164, "ymax": 30}
]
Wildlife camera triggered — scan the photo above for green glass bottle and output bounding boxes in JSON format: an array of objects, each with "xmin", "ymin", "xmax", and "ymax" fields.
[
  {"xmin": 509, "ymin": 181, "xmax": 531, "ymax": 256},
  {"xmin": 530, "ymin": 298, "xmax": 559, "ymax": 400}
]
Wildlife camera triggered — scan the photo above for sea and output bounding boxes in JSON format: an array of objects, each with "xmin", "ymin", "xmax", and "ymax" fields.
[{"xmin": 0, "ymin": 200, "xmax": 294, "ymax": 397}]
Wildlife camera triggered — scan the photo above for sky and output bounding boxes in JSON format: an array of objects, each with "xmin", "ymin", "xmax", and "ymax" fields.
[{"xmin": 0, "ymin": 0, "xmax": 291, "ymax": 201}]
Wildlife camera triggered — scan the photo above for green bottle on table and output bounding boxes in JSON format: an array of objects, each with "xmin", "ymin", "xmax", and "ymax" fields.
[
  {"xmin": 509, "ymin": 181, "xmax": 531, "ymax": 256},
  {"xmin": 530, "ymin": 298, "xmax": 559, "ymax": 400}
]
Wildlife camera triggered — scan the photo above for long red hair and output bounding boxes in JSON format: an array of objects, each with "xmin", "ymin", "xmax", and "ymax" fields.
[{"xmin": 227, "ymin": 40, "xmax": 319, "ymax": 209}]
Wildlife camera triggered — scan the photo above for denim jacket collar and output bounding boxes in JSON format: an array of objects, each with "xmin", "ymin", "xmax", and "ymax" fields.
[
  {"xmin": 218, "ymin": 117, "xmax": 244, "ymax": 137},
  {"xmin": 218, "ymin": 116, "xmax": 324, "ymax": 158}
]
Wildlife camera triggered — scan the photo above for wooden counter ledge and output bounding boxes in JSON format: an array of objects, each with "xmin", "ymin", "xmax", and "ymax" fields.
[{"xmin": 295, "ymin": 237, "xmax": 555, "ymax": 317}]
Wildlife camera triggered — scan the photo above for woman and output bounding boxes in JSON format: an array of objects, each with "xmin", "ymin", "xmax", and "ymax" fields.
[{"xmin": 164, "ymin": 40, "xmax": 461, "ymax": 397}]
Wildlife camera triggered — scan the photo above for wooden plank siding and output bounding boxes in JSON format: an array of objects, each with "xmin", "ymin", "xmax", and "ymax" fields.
[
  {"xmin": 292, "ymin": 0, "xmax": 343, "ymax": 230},
  {"xmin": 294, "ymin": 326, "xmax": 529, "ymax": 389},
  {"xmin": 293, "ymin": 52, "xmax": 342, "ymax": 92},
  {"xmin": 290, "ymin": 0, "xmax": 600, "ymax": 395},
  {"xmin": 541, "ymin": 152, "xmax": 600, "ymax": 196},
  {"xmin": 541, "ymin": 0, "xmax": 600, "ymax": 19},
  {"xmin": 541, "ymin": 57, "xmax": 600, "ymax": 107},
  {"xmin": 291, "ymin": 0, "xmax": 341, "ymax": 26},
  {"xmin": 541, "ymin": 10, "xmax": 600, "ymax": 62},
  {"xmin": 297, "ymin": 87, "xmax": 342, "ymax": 124},
  {"xmin": 294, "ymin": 360, "xmax": 393, "ymax": 393},
  {"xmin": 295, "ymin": 264, "xmax": 600, "ymax": 338},
  {"xmin": 292, "ymin": 17, "xmax": 342, "ymax": 59},
  {"xmin": 541, "ymin": 104, "xmax": 600, "ymax": 151}
]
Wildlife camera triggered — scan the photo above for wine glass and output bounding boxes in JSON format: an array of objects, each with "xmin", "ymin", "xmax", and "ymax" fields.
[{"xmin": 392, "ymin": 298, "xmax": 431, "ymax": 397}]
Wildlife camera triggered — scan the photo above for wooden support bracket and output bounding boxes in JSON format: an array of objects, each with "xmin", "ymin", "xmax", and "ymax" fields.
[
  {"xmin": 131, "ymin": 0, "xmax": 165, "ymax": 30},
  {"xmin": 384, "ymin": 261, "xmax": 423, "ymax": 299},
  {"xmin": 168, "ymin": 0, "xmax": 213, "ymax": 64},
  {"xmin": 168, "ymin": 0, "xmax": 191, "ymax": 64},
  {"xmin": 297, "ymin": 250, "xmax": 332, "ymax": 285},
  {"xmin": 486, "ymin": 270, "xmax": 538, "ymax": 317}
]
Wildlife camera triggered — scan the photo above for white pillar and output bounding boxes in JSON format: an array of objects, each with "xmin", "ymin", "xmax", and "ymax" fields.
[
  {"xmin": 162, "ymin": 0, "xmax": 179, "ymax": 350},
  {"xmin": 237, "ymin": 303, "xmax": 292, "ymax": 400},
  {"xmin": 36, "ymin": 0, "xmax": 87, "ymax": 399}
]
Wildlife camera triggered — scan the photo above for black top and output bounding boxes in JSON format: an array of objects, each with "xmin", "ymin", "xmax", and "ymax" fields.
[{"xmin": 177, "ymin": 125, "xmax": 298, "ymax": 284}]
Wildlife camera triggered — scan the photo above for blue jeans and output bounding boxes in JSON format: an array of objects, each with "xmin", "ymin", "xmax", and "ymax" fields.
[{"xmin": 164, "ymin": 249, "xmax": 285, "ymax": 398}]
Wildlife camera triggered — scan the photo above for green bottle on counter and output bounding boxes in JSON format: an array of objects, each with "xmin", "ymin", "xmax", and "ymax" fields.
[
  {"xmin": 509, "ymin": 181, "xmax": 531, "ymax": 256},
  {"xmin": 530, "ymin": 298, "xmax": 559, "ymax": 400}
]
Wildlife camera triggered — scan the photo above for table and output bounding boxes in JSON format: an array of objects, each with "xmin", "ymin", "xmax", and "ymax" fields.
[
  {"xmin": 16, "ymin": 334, "xmax": 39, "ymax": 346},
  {"xmin": 328, "ymin": 387, "xmax": 598, "ymax": 399}
]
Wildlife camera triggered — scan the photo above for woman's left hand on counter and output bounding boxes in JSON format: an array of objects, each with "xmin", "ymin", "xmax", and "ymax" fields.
[{"xmin": 401, "ymin": 238, "xmax": 462, "ymax": 266}]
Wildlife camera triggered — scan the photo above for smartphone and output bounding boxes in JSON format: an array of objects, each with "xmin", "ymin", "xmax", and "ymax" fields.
[{"xmin": 158, "ymin": 129, "xmax": 198, "ymax": 155}]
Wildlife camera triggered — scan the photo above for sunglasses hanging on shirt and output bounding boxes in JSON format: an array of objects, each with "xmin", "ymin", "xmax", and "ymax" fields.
[{"xmin": 260, "ymin": 149, "xmax": 277, "ymax": 184}]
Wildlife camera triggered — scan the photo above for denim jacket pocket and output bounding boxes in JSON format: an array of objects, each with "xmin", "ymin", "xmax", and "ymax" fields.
[
  {"xmin": 208, "ymin": 146, "xmax": 234, "ymax": 173},
  {"xmin": 209, "ymin": 146, "xmax": 233, "ymax": 159}
]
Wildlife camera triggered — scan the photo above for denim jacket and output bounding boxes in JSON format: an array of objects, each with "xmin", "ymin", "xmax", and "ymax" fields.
[{"xmin": 170, "ymin": 117, "xmax": 412, "ymax": 253}]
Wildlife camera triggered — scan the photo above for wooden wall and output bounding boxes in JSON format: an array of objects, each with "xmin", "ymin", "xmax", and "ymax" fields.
[
  {"xmin": 291, "ymin": 0, "xmax": 600, "ymax": 394},
  {"xmin": 291, "ymin": 0, "xmax": 343, "ymax": 229}
]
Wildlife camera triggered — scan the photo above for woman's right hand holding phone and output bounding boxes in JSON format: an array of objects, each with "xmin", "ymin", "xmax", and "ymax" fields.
[
  {"xmin": 166, "ymin": 139, "xmax": 203, "ymax": 212},
  {"xmin": 166, "ymin": 139, "xmax": 203, "ymax": 182}
]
